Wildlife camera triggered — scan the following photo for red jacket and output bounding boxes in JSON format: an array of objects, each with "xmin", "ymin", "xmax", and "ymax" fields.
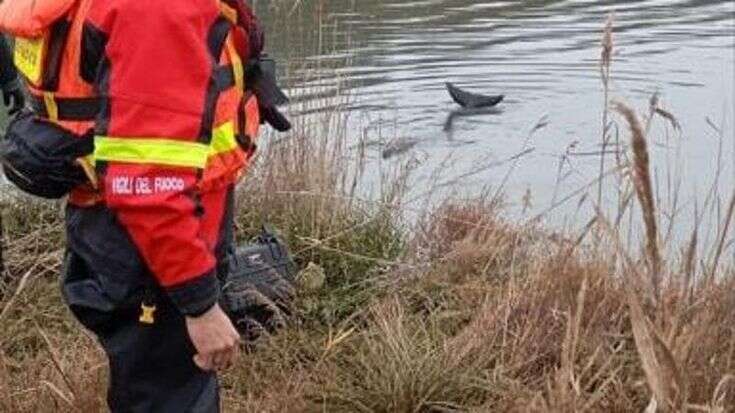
[{"xmin": 81, "ymin": 0, "xmax": 261, "ymax": 315}]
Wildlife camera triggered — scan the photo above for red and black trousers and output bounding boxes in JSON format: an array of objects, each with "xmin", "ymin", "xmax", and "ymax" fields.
[{"xmin": 61, "ymin": 188, "xmax": 234, "ymax": 412}]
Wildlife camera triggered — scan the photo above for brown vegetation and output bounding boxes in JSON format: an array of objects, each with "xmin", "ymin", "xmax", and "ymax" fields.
[{"xmin": 1, "ymin": 14, "xmax": 734, "ymax": 413}]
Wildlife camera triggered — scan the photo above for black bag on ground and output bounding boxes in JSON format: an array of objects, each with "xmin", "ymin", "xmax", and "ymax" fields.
[
  {"xmin": 221, "ymin": 225, "xmax": 297, "ymax": 341},
  {"xmin": 1, "ymin": 111, "xmax": 93, "ymax": 199}
]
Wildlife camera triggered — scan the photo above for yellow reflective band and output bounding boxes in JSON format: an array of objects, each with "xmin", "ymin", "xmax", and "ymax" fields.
[
  {"xmin": 93, "ymin": 123, "xmax": 238, "ymax": 169},
  {"xmin": 225, "ymin": 38, "xmax": 244, "ymax": 91},
  {"xmin": 210, "ymin": 122, "xmax": 238, "ymax": 155},
  {"xmin": 94, "ymin": 137, "xmax": 210, "ymax": 169}
]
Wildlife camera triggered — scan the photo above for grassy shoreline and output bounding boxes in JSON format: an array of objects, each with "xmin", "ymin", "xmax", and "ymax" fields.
[
  {"xmin": 1, "ymin": 15, "xmax": 734, "ymax": 412},
  {"xmin": 2, "ymin": 174, "xmax": 733, "ymax": 412}
]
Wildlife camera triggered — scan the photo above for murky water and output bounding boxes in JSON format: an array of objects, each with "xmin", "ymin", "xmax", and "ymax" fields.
[{"xmin": 256, "ymin": 0, "xmax": 734, "ymax": 239}]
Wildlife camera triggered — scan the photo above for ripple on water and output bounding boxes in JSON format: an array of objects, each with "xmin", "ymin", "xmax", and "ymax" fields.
[{"xmin": 246, "ymin": 1, "xmax": 735, "ymax": 237}]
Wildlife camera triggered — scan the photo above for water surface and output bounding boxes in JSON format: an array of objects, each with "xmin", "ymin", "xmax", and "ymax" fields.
[
  {"xmin": 1, "ymin": 1, "xmax": 733, "ymax": 243},
  {"xmin": 256, "ymin": 0, "xmax": 734, "ymax": 239}
]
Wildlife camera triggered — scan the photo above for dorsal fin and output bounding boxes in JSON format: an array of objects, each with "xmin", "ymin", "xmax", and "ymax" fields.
[{"xmin": 446, "ymin": 82, "xmax": 504, "ymax": 109}]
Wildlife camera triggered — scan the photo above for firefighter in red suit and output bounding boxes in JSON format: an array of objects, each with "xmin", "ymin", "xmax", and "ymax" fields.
[{"xmin": 59, "ymin": 0, "xmax": 266, "ymax": 410}]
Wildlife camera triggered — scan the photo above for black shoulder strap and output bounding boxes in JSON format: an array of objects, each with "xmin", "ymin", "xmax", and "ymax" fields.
[{"xmin": 42, "ymin": 19, "xmax": 72, "ymax": 91}]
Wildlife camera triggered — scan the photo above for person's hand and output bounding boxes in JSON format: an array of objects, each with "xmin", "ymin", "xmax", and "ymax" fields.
[
  {"xmin": 185, "ymin": 303, "xmax": 241, "ymax": 372},
  {"xmin": 2, "ymin": 80, "xmax": 26, "ymax": 116}
]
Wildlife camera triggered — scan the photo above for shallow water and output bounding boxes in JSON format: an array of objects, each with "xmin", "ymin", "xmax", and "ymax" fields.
[{"xmin": 256, "ymin": 0, "xmax": 734, "ymax": 240}]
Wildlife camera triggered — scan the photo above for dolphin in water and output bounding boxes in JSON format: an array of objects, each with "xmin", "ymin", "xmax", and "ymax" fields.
[
  {"xmin": 444, "ymin": 83, "xmax": 505, "ymax": 132},
  {"xmin": 446, "ymin": 82, "xmax": 504, "ymax": 108}
]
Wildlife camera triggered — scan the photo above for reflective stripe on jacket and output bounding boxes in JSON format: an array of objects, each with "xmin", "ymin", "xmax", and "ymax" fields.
[{"xmin": 80, "ymin": 0, "xmax": 261, "ymax": 315}]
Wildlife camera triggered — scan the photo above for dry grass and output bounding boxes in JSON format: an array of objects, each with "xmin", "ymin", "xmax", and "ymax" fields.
[
  {"xmin": 614, "ymin": 102, "xmax": 662, "ymax": 300},
  {"xmin": 1, "ymin": 13, "xmax": 734, "ymax": 413}
]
